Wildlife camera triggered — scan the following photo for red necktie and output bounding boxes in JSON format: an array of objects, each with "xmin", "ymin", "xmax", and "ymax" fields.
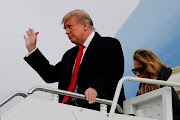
[{"xmin": 62, "ymin": 45, "xmax": 85, "ymax": 103}]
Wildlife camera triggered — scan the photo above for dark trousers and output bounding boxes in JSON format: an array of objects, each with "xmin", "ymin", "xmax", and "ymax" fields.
[{"xmin": 66, "ymin": 99, "xmax": 100, "ymax": 111}]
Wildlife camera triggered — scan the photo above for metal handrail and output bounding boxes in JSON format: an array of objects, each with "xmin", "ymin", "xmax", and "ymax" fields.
[
  {"xmin": 109, "ymin": 76, "xmax": 180, "ymax": 114},
  {"xmin": 28, "ymin": 86, "xmax": 123, "ymax": 113},
  {"xmin": 1, "ymin": 77, "xmax": 180, "ymax": 116},
  {"xmin": 0, "ymin": 92, "xmax": 28, "ymax": 108}
]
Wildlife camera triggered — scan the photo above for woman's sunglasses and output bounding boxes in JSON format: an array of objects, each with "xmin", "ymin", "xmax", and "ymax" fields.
[{"xmin": 132, "ymin": 67, "xmax": 144, "ymax": 75}]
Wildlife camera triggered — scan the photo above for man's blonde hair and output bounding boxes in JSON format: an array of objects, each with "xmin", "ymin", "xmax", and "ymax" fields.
[{"xmin": 61, "ymin": 9, "xmax": 95, "ymax": 31}]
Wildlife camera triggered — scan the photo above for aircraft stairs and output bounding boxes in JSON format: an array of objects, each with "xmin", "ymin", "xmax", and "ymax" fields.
[{"xmin": 1, "ymin": 76, "xmax": 180, "ymax": 120}]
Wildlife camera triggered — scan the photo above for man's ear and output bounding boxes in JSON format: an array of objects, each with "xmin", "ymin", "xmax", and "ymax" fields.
[{"xmin": 83, "ymin": 22, "xmax": 89, "ymax": 31}]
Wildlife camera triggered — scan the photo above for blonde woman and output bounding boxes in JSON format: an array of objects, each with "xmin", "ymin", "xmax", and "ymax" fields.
[{"xmin": 132, "ymin": 49, "xmax": 180, "ymax": 119}]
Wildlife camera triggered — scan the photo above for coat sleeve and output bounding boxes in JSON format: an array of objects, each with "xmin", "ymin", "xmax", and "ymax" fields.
[{"xmin": 24, "ymin": 48, "xmax": 62, "ymax": 83}]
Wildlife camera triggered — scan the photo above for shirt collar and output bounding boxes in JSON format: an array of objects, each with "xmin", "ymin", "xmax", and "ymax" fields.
[{"xmin": 83, "ymin": 31, "xmax": 95, "ymax": 48}]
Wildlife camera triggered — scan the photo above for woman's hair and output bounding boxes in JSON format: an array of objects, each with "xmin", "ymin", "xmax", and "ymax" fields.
[{"xmin": 133, "ymin": 49, "xmax": 169, "ymax": 95}]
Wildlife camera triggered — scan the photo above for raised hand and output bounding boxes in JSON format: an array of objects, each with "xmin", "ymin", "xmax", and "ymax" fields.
[
  {"xmin": 85, "ymin": 87, "xmax": 97, "ymax": 104},
  {"xmin": 24, "ymin": 28, "xmax": 39, "ymax": 53}
]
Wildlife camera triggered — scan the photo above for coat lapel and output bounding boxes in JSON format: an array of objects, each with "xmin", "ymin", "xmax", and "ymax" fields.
[{"xmin": 79, "ymin": 32, "xmax": 101, "ymax": 70}]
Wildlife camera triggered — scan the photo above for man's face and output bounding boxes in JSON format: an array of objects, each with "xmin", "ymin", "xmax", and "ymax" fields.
[{"xmin": 64, "ymin": 16, "xmax": 85, "ymax": 46}]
